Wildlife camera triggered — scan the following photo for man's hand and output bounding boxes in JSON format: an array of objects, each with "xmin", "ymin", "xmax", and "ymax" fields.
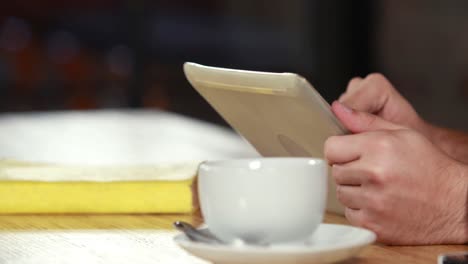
[
  {"xmin": 339, "ymin": 73, "xmax": 426, "ymax": 132},
  {"xmin": 340, "ymin": 73, "xmax": 468, "ymax": 163},
  {"xmin": 324, "ymin": 101, "xmax": 468, "ymax": 245}
]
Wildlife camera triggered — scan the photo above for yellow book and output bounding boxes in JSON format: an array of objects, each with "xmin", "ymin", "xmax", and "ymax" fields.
[{"xmin": 0, "ymin": 159, "xmax": 199, "ymax": 214}]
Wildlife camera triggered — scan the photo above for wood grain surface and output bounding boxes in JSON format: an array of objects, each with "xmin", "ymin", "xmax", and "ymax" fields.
[{"xmin": 0, "ymin": 212, "xmax": 465, "ymax": 264}]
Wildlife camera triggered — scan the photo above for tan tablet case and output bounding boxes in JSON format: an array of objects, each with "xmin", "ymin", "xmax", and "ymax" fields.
[{"xmin": 184, "ymin": 62, "xmax": 347, "ymax": 214}]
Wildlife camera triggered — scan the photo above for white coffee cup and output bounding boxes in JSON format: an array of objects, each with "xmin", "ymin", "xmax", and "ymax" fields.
[{"xmin": 198, "ymin": 157, "xmax": 327, "ymax": 245}]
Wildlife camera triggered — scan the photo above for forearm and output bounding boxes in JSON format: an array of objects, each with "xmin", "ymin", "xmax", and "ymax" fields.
[{"xmin": 421, "ymin": 122, "xmax": 468, "ymax": 164}]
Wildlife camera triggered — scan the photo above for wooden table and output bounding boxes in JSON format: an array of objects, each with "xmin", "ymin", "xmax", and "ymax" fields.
[
  {"xmin": 0, "ymin": 111, "xmax": 465, "ymax": 263},
  {"xmin": 0, "ymin": 212, "xmax": 465, "ymax": 264}
]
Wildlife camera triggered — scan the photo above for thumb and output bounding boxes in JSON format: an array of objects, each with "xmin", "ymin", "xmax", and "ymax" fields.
[{"xmin": 331, "ymin": 101, "xmax": 403, "ymax": 133}]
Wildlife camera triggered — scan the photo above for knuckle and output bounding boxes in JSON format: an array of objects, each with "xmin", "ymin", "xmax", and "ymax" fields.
[
  {"xmin": 362, "ymin": 73, "xmax": 390, "ymax": 94},
  {"xmin": 375, "ymin": 134, "xmax": 394, "ymax": 151},
  {"xmin": 324, "ymin": 136, "xmax": 338, "ymax": 158},
  {"xmin": 366, "ymin": 164, "xmax": 387, "ymax": 184},
  {"xmin": 365, "ymin": 72, "xmax": 386, "ymax": 84},
  {"xmin": 339, "ymin": 95, "xmax": 358, "ymax": 109},
  {"xmin": 332, "ymin": 167, "xmax": 344, "ymax": 184},
  {"xmin": 347, "ymin": 77, "xmax": 362, "ymax": 89},
  {"xmin": 335, "ymin": 185, "xmax": 345, "ymax": 202}
]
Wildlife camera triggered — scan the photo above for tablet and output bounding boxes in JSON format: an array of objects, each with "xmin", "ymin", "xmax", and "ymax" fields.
[{"xmin": 183, "ymin": 62, "xmax": 347, "ymax": 214}]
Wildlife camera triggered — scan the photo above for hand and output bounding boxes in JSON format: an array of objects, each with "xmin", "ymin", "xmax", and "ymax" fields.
[
  {"xmin": 324, "ymin": 101, "xmax": 468, "ymax": 245},
  {"xmin": 340, "ymin": 73, "xmax": 468, "ymax": 164},
  {"xmin": 339, "ymin": 73, "xmax": 429, "ymax": 135}
]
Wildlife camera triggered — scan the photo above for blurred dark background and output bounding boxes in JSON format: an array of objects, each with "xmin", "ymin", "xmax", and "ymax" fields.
[{"xmin": 0, "ymin": 0, "xmax": 467, "ymax": 130}]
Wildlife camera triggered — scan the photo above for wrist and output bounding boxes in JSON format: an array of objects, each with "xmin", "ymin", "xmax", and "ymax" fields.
[
  {"xmin": 444, "ymin": 162, "xmax": 468, "ymax": 244},
  {"xmin": 418, "ymin": 120, "xmax": 468, "ymax": 163}
]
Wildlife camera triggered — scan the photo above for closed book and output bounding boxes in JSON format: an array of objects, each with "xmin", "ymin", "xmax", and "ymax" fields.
[{"xmin": 0, "ymin": 159, "xmax": 199, "ymax": 214}]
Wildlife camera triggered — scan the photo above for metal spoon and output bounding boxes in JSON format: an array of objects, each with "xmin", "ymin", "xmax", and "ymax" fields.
[
  {"xmin": 173, "ymin": 221, "xmax": 224, "ymax": 244},
  {"xmin": 173, "ymin": 221, "xmax": 270, "ymax": 247}
]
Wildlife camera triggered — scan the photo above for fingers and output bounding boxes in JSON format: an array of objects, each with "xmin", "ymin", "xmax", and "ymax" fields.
[
  {"xmin": 331, "ymin": 101, "xmax": 404, "ymax": 133},
  {"xmin": 324, "ymin": 134, "xmax": 363, "ymax": 164},
  {"xmin": 339, "ymin": 73, "xmax": 392, "ymax": 114},
  {"xmin": 332, "ymin": 163, "xmax": 364, "ymax": 185},
  {"xmin": 336, "ymin": 185, "xmax": 364, "ymax": 210},
  {"xmin": 344, "ymin": 207, "xmax": 366, "ymax": 226},
  {"xmin": 339, "ymin": 77, "xmax": 362, "ymax": 102},
  {"xmin": 346, "ymin": 77, "xmax": 363, "ymax": 92},
  {"xmin": 333, "ymin": 163, "xmax": 368, "ymax": 210}
]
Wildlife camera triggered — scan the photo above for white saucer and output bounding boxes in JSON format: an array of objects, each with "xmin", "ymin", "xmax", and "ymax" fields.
[{"xmin": 174, "ymin": 223, "xmax": 376, "ymax": 264}]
